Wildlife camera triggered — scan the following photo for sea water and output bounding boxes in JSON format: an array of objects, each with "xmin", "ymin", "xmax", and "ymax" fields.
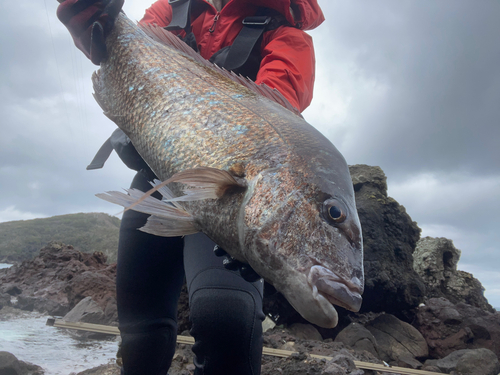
[{"xmin": 0, "ymin": 263, "xmax": 119, "ymax": 374}]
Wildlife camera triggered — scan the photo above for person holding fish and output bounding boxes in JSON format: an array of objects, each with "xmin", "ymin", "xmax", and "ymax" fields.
[{"xmin": 57, "ymin": 0, "xmax": 325, "ymax": 374}]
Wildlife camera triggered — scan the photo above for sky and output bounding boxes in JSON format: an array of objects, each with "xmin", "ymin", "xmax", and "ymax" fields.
[{"xmin": 1, "ymin": 1, "xmax": 499, "ymax": 307}]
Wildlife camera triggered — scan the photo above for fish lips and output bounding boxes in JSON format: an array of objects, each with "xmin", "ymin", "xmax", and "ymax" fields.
[{"xmin": 307, "ymin": 265, "xmax": 363, "ymax": 312}]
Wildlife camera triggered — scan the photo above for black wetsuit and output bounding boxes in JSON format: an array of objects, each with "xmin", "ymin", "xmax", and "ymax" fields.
[{"xmin": 117, "ymin": 169, "xmax": 265, "ymax": 375}]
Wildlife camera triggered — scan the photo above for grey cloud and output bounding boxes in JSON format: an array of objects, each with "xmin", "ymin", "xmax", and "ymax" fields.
[{"xmin": 308, "ymin": 1, "xmax": 500, "ymax": 178}]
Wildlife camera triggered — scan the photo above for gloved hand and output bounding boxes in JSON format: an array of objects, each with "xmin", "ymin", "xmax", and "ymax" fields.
[
  {"xmin": 213, "ymin": 245, "xmax": 262, "ymax": 283},
  {"xmin": 57, "ymin": 0, "xmax": 124, "ymax": 65}
]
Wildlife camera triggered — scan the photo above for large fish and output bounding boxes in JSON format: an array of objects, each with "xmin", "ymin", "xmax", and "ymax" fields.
[{"xmin": 89, "ymin": 10, "xmax": 363, "ymax": 328}]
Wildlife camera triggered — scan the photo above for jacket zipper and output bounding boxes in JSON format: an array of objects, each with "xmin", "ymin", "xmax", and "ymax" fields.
[{"xmin": 209, "ymin": 12, "xmax": 220, "ymax": 33}]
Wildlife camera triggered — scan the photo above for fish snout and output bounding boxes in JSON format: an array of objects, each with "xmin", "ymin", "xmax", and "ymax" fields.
[{"xmin": 307, "ymin": 265, "xmax": 363, "ymax": 312}]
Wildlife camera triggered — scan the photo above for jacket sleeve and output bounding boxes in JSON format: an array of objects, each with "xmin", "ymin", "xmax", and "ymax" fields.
[
  {"xmin": 140, "ymin": 0, "xmax": 172, "ymax": 27},
  {"xmin": 256, "ymin": 26, "xmax": 316, "ymax": 112}
]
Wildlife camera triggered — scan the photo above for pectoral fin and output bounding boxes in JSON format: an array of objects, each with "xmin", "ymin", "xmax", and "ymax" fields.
[
  {"xmin": 96, "ymin": 167, "xmax": 246, "ymax": 237},
  {"xmin": 96, "ymin": 188, "xmax": 198, "ymax": 237},
  {"xmin": 124, "ymin": 167, "xmax": 247, "ymax": 212}
]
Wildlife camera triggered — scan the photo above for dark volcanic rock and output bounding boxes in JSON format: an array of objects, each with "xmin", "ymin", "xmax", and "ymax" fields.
[
  {"xmin": 334, "ymin": 322, "xmax": 380, "ymax": 358},
  {"xmin": 74, "ymin": 364, "xmax": 121, "ymax": 375},
  {"xmin": 425, "ymin": 348, "xmax": 500, "ymax": 375},
  {"xmin": 364, "ymin": 313, "xmax": 428, "ymax": 364},
  {"xmin": 414, "ymin": 297, "xmax": 500, "ymax": 359},
  {"xmin": 63, "ymin": 296, "xmax": 117, "ymax": 339},
  {"xmin": 262, "ymin": 329, "xmax": 382, "ymax": 375},
  {"xmin": 0, "ymin": 242, "xmax": 116, "ymax": 317},
  {"xmin": 0, "ymin": 292, "xmax": 11, "ymax": 310},
  {"xmin": 263, "ymin": 165, "xmax": 427, "ymax": 328},
  {"xmin": 0, "ymin": 351, "xmax": 44, "ymax": 375},
  {"xmin": 414, "ymin": 237, "xmax": 494, "ymax": 312},
  {"xmin": 349, "ymin": 165, "xmax": 425, "ymax": 317}
]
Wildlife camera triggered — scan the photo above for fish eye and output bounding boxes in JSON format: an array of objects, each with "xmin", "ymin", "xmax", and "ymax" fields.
[{"xmin": 323, "ymin": 199, "xmax": 347, "ymax": 224}]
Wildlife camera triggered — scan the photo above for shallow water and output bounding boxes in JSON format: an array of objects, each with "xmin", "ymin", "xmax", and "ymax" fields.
[{"xmin": 0, "ymin": 309, "xmax": 119, "ymax": 374}]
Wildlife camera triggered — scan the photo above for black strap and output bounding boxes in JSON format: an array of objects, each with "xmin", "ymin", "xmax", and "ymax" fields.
[
  {"xmin": 165, "ymin": 0, "xmax": 191, "ymax": 31},
  {"xmin": 223, "ymin": 16, "xmax": 271, "ymax": 72},
  {"xmin": 86, "ymin": 136, "xmax": 113, "ymax": 170}
]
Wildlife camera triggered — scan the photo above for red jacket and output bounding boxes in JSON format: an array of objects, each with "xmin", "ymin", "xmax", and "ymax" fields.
[{"xmin": 141, "ymin": 0, "xmax": 324, "ymax": 112}]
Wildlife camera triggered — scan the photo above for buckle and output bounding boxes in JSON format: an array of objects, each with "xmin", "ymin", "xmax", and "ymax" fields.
[{"xmin": 242, "ymin": 16, "xmax": 271, "ymax": 26}]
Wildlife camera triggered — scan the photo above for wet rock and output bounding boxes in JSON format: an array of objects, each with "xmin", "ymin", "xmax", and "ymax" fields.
[
  {"xmin": 63, "ymin": 296, "xmax": 103, "ymax": 323},
  {"xmin": 0, "ymin": 351, "xmax": 44, "ymax": 375},
  {"xmin": 414, "ymin": 297, "xmax": 500, "ymax": 359},
  {"xmin": 0, "ymin": 306, "xmax": 30, "ymax": 321},
  {"xmin": 15, "ymin": 295, "xmax": 36, "ymax": 312},
  {"xmin": 0, "ymin": 292, "xmax": 11, "ymax": 310},
  {"xmin": 1, "ymin": 283, "xmax": 22, "ymax": 296},
  {"xmin": 414, "ymin": 237, "xmax": 494, "ymax": 312},
  {"xmin": 63, "ymin": 296, "xmax": 117, "ymax": 339},
  {"xmin": 72, "ymin": 364, "xmax": 121, "ymax": 375},
  {"xmin": 364, "ymin": 313, "xmax": 428, "ymax": 363},
  {"xmin": 349, "ymin": 165, "xmax": 426, "ymax": 318},
  {"xmin": 334, "ymin": 322, "xmax": 379, "ymax": 358},
  {"xmin": 16, "ymin": 295, "xmax": 68, "ymax": 316},
  {"xmin": 0, "ymin": 242, "xmax": 116, "ymax": 317},
  {"xmin": 425, "ymin": 348, "xmax": 500, "ymax": 375}
]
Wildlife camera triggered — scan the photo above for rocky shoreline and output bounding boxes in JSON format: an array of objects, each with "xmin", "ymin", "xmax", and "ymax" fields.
[{"xmin": 1, "ymin": 165, "xmax": 499, "ymax": 375}]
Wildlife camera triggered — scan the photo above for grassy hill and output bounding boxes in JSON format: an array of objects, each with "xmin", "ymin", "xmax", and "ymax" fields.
[{"xmin": 0, "ymin": 213, "xmax": 120, "ymax": 263}]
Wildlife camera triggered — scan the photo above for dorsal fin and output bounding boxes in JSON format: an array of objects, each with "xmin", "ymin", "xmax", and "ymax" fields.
[{"xmin": 138, "ymin": 22, "xmax": 302, "ymax": 117}]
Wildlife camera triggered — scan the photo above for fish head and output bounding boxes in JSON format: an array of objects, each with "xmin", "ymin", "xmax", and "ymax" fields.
[{"xmin": 241, "ymin": 167, "xmax": 364, "ymax": 328}]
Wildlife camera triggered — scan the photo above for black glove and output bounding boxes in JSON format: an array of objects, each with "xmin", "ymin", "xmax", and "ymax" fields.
[
  {"xmin": 213, "ymin": 245, "xmax": 261, "ymax": 283},
  {"xmin": 57, "ymin": 0, "xmax": 124, "ymax": 65}
]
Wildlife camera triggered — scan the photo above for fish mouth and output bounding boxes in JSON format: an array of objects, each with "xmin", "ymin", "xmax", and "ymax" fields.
[{"xmin": 307, "ymin": 265, "xmax": 362, "ymax": 312}]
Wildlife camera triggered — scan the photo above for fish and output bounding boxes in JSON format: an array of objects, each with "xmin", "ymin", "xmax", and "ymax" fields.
[{"xmin": 89, "ymin": 11, "xmax": 363, "ymax": 328}]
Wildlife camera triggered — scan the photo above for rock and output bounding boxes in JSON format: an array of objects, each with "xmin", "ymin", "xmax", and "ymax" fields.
[
  {"xmin": 0, "ymin": 242, "xmax": 117, "ymax": 317},
  {"xmin": 364, "ymin": 313, "xmax": 428, "ymax": 363},
  {"xmin": 15, "ymin": 295, "xmax": 36, "ymax": 312},
  {"xmin": 72, "ymin": 364, "xmax": 121, "ymax": 375},
  {"xmin": 261, "ymin": 328, "xmax": 383, "ymax": 375},
  {"xmin": 395, "ymin": 354, "xmax": 424, "ymax": 369},
  {"xmin": 334, "ymin": 322, "xmax": 379, "ymax": 358},
  {"xmin": 0, "ymin": 351, "xmax": 44, "ymax": 375},
  {"xmin": 63, "ymin": 296, "xmax": 117, "ymax": 339},
  {"xmin": 421, "ymin": 364, "xmax": 443, "ymax": 373},
  {"xmin": 1, "ymin": 283, "xmax": 22, "ymax": 296},
  {"xmin": 426, "ymin": 348, "xmax": 500, "ymax": 375},
  {"xmin": 0, "ymin": 292, "xmax": 11, "ymax": 310},
  {"xmin": 16, "ymin": 295, "xmax": 68, "ymax": 316},
  {"xmin": 325, "ymin": 349, "xmax": 364, "ymax": 375},
  {"xmin": 414, "ymin": 297, "xmax": 500, "ymax": 359},
  {"xmin": 454, "ymin": 348, "xmax": 500, "ymax": 375},
  {"xmin": 349, "ymin": 165, "xmax": 426, "ymax": 317},
  {"xmin": 64, "ymin": 296, "xmax": 104, "ymax": 322},
  {"xmin": 287, "ymin": 323, "xmax": 323, "ymax": 341},
  {"xmin": 414, "ymin": 237, "xmax": 494, "ymax": 312}
]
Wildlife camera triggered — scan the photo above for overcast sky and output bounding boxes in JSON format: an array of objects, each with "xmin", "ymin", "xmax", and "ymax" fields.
[{"xmin": 1, "ymin": 1, "xmax": 499, "ymax": 308}]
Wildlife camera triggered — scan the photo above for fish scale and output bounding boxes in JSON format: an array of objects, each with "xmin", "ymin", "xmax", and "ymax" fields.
[{"xmin": 91, "ymin": 12, "xmax": 364, "ymax": 328}]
